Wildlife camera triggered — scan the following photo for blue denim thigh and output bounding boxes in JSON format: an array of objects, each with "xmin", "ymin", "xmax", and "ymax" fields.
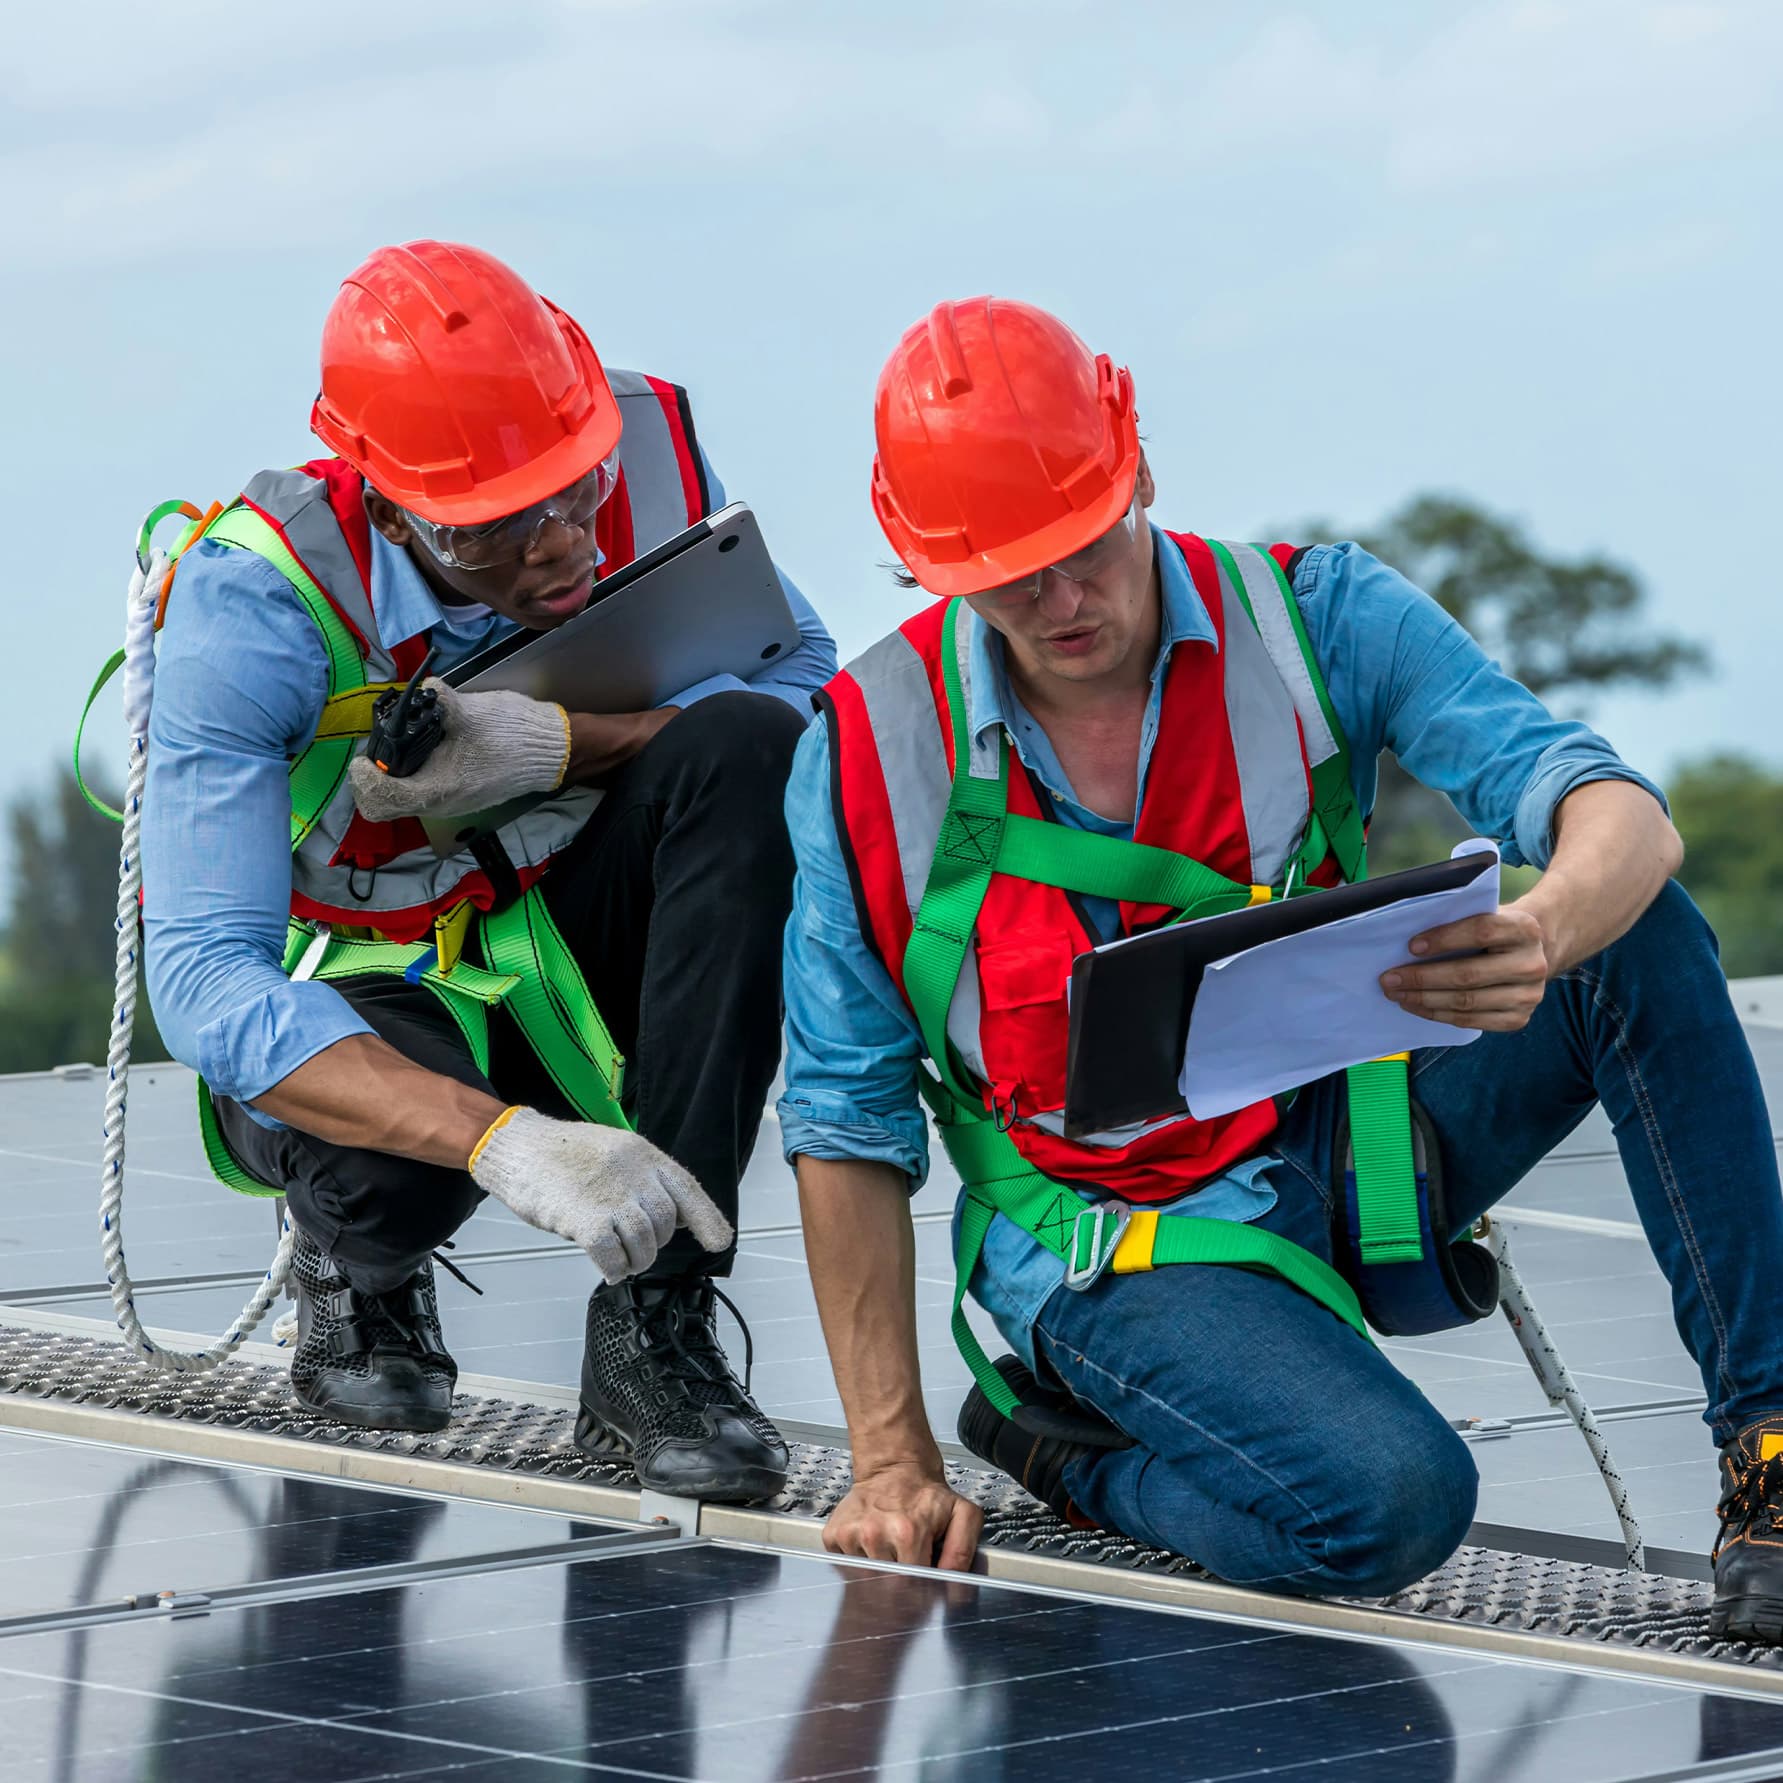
[
  {"xmin": 1034, "ymin": 1159, "xmax": 1477, "ymax": 1599},
  {"xmin": 1277, "ymin": 881, "xmax": 1783, "ymax": 1443}
]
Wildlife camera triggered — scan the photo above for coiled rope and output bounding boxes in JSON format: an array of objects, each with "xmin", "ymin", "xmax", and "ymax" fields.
[{"xmin": 97, "ymin": 505, "xmax": 293, "ymax": 1372}]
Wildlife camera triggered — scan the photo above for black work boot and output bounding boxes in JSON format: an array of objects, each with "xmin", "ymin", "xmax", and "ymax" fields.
[
  {"xmin": 956, "ymin": 1353, "xmax": 1132, "ymax": 1521},
  {"xmin": 575, "ymin": 1277, "xmax": 788, "ymax": 1503},
  {"xmin": 1711, "ymin": 1415, "xmax": 1783, "ymax": 1642},
  {"xmin": 288, "ymin": 1226, "xmax": 456, "ymax": 1433}
]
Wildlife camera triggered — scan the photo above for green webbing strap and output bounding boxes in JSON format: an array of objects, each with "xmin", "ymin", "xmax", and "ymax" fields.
[
  {"xmin": 197, "ymin": 923, "xmax": 522, "ymax": 1198},
  {"xmin": 901, "ymin": 603, "xmax": 1012, "ymax": 1106},
  {"xmin": 74, "ymin": 650, "xmax": 128, "ymax": 821},
  {"xmin": 996, "ymin": 816, "xmax": 1262, "ymax": 915},
  {"xmin": 481, "ymin": 887, "xmax": 630, "ymax": 1131},
  {"xmin": 938, "ymin": 1112, "xmax": 1371, "ymax": 1418},
  {"xmin": 1206, "ymin": 539, "xmax": 1368, "ymax": 886},
  {"xmin": 204, "ymin": 503, "xmax": 367, "ymax": 849},
  {"xmin": 1344, "ymin": 1055, "xmax": 1423, "ymax": 1263},
  {"xmin": 902, "ymin": 602, "xmax": 1273, "ymax": 1108},
  {"xmin": 196, "ymin": 1086, "xmax": 276, "ymax": 1197}
]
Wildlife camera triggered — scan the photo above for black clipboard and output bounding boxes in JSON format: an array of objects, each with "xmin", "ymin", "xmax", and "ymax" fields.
[{"xmin": 1061, "ymin": 849, "xmax": 1497, "ymax": 1138}]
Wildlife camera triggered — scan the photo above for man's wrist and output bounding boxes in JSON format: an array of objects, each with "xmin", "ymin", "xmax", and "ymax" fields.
[
  {"xmin": 851, "ymin": 1432, "xmax": 947, "ymax": 1481},
  {"xmin": 1509, "ymin": 885, "xmax": 1568, "ymax": 976}
]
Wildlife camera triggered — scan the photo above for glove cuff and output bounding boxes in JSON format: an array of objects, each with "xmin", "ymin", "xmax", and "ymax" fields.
[
  {"xmin": 468, "ymin": 1104, "xmax": 526, "ymax": 1173},
  {"xmin": 508, "ymin": 703, "xmax": 573, "ymax": 795}
]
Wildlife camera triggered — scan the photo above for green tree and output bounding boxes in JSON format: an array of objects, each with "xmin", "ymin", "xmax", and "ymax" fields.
[
  {"xmin": 1288, "ymin": 495, "xmax": 1710, "ymax": 873},
  {"xmin": 1666, "ymin": 754, "xmax": 1783, "ymax": 979},
  {"xmin": 0, "ymin": 763, "xmax": 165, "ymax": 1073}
]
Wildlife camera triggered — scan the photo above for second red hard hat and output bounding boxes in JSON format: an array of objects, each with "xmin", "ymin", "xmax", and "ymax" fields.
[{"xmin": 871, "ymin": 296, "xmax": 1139, "ymax": 599}]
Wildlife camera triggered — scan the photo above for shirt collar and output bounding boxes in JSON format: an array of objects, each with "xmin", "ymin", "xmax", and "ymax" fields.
[
  {"xmin": 368, "ymin": 524, "xmax": 455, "ymax": 651},
  {"xmin": 966, "ymin": 524, "xmax": 1216, "ymax": 742}
]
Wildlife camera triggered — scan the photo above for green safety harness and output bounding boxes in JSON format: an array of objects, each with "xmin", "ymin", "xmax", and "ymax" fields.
[
  {"xmin": 901, "ymin": 542, "xmax": 1427, "ymax": 1423},
  {"xmin": 79, "ymin": 498, "xmax": 631, "ymax": 1198}
]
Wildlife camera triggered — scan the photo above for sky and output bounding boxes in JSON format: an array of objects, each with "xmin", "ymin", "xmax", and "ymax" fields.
[{"xmin": 5, "ymin": 0, "xmax": 1780, "ymax": 830}]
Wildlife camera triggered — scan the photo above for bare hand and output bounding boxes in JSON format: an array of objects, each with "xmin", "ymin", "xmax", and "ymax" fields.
[
  {"xmin": 1379, "ymin": 905, "xmax": 1551, "ymax": 1032},
  {"xmin": 565, "ymin": 708, "xmax": 679, "ymax": 786},
  {"xmin": 823, "ymin": 1461, "xmax": 983, "ymax": 1571}
]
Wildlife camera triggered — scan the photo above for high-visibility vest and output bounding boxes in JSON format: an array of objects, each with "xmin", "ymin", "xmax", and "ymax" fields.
[
  {"xmin": 162, "ymin": 368, "xmax": 711, "ymax": 1192},
  {"xmin": 821, "ymin": 531, "xmax": 1351, "ymax": 1204}
]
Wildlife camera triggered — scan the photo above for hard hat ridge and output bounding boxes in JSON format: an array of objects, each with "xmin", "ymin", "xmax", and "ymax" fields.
[
  {"xmin": 871, "ymin": 295, "xmax": 1139, "ymax": 599},
  {"xmin": 311, "ymin": 239, "xmax": 623, "ymax": 527}
]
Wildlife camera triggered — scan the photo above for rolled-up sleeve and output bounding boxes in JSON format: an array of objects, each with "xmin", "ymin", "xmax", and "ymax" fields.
[
  {"xmin": 1294, "ymin": 543, "xmax": 1668, "ymax": 869},
  {"xmin": 776, "ymin": 719, "xmax": 932, "ymax": 1188},
  {"xmin": 142, "ymin": 541, "xmax": 374, "ymax": 1117}
]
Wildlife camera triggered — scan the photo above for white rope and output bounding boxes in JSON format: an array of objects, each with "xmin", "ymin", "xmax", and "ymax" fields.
[
  {"xmin": 100, "ymin": 524, "xmax": 295, "ymax": 1373},
  {"xmin": 1484, "ymin": 1217, "xmax": 1647, "ymax": 1569}
]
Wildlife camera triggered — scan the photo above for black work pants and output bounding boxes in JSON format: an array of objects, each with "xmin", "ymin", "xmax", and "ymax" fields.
[{"xmin": 215, "ymin": 691, "xmax": 808, "ymax": 1293}]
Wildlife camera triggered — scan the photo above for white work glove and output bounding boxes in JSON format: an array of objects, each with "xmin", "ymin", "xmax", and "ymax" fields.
[
  {"xmin": 468, "ymin": 1107, "xmax": 734, "ymax": 1283},
  {"xmin": 347, "ymin": 681, "xmax": 571, "ymax": 823}
]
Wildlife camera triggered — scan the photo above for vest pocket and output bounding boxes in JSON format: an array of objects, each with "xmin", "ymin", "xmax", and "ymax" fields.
[{"xmin": 974, "ymin": 930, "xmax": 1077, "ymax": 1115}]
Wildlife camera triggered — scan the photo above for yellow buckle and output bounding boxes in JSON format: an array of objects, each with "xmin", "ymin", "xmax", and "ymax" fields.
[{"xmin": 433, "ymin": 901, "xmax": 476, "ymax": 977}]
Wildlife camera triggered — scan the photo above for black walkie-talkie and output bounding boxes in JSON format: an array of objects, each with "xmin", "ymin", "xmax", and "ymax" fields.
[{"xmin": 366, "ymin": 645, "xmax": 445, "ymax": 778}]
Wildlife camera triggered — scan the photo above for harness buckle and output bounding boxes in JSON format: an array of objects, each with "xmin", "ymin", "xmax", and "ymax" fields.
[{"xmin": 1063, "ymin": 1199, "xmax": 1131, "ymax": 1292}]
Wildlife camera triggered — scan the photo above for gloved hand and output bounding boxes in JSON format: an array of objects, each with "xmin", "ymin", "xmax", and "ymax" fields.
[
  {"xmin": 468, "ymin": 1107, "xmax": 733, "ymax": 1283},
  {"xmin": 347, "ymin": 681, "xmax": 572, "ymax": 823}
]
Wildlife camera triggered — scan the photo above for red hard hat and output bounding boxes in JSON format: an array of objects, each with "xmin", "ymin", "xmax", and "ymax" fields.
[
  {"xmin": 871, "ymin": 297, "xmax": 1139, "ymax": 599},
  {"xmin": 310, "ymin": 240, "xmax": 622, "ymax": 526}
]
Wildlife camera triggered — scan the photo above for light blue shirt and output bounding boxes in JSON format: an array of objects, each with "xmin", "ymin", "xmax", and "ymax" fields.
[
  {"xmin": 142, "ymin": 453, "xmax": 836, "ymax": 1116},
  {"xmin": 776, "ymin": 528, "xmax": 1666, "ymax": 1364}
]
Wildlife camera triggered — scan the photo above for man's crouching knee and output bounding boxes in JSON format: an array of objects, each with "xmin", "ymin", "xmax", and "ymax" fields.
[{"xmin": 1307, "ymin": 1426, "xmax": 1479, "ymax": 1599}]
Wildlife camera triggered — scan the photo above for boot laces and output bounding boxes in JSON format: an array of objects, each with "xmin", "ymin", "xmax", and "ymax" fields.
[
  {"xmin": 631, "ymin": 1280, "xmax": 756, "ymax": 1407},
  {"xmin": 1717, "ymin": 1450, "xmax": 1783, "ymax": 1558}
]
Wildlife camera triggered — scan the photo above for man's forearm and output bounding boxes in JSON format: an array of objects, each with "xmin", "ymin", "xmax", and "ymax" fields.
[
  {"xmin": 252, "ymin": 1033, "xmax": 508, "ymax": 1168},
  {"xmin": 796, "ymin": 1155, "xmax": 942, "ymax": 1474},
  {"xmin": 1518, "ymin": 780, "xmax": 1684, "ymax": 972}
]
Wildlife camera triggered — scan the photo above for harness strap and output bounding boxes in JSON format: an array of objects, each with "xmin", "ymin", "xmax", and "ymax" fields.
[
  {"xmin": 196, "ymin": 922, "xmax": 523, "ymax": 1198},
  {"xmin": 938, "ymin": 1104, "xmax": 1370, "ymax": 1419},
  {"xmin": 176, "ymin": 509, "xmax": 632, "ymax": 1191},
  {"xmin": 203, "ymin": 502, "xmax": 368, "ymax": 850},
  {"xmin": 1207, "ymin": 538, "xmax": 1367, "ymax": 884},
  {"xmin": 481, "ymin": 889, "xmax": 630, "ymax": 1131},
  {"xmin": 900, "ymin": 551, "xmax": 1421, "ymax": 1422}
]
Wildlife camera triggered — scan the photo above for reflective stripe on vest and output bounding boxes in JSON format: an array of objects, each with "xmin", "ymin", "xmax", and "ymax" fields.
[
  {"xmin": 824, "ymin": 533, "xmax": 1335, "ymax": 1202},
  {"xmin": 220, "ymin": 369, "xmax": 708, "ymax": 942}
]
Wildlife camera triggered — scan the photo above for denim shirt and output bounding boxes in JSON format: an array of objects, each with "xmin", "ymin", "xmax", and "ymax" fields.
[
  {"xmin": 142, "ymin": 452, "xmax": 836, "ymax": 1119},
  {"xmin": 776, "ymin": 529, "xmax": 1666, "ymax": 1363}
]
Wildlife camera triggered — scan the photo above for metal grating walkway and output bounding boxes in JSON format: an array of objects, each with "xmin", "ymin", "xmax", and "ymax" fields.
[{"xmin": 0, "ymin": 1319, "xmax": 1774, "ymax": 1687}]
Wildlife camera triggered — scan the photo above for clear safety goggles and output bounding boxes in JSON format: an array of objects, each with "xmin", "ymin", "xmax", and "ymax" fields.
[
  {"xmin": 973, "ymin": 502, "xmax": 1142, "ymax": 608},
  {"xmin": 405, "ymin": 450, "xmax": 621, "ymax": 572}
]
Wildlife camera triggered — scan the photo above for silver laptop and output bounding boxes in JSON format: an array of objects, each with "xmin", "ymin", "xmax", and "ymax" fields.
[{"xmin": 422, "ymin": 502, "xmax": 798, "ymax": 853}]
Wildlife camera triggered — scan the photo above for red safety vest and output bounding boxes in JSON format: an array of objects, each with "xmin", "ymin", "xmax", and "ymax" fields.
[
  {"xmin": 221, "ymin": 369, "xmax": 710, "ymax": 943},
  {"xmin": 822, "ymin": 531, "xmax": 1342, "ymax": 1204}
]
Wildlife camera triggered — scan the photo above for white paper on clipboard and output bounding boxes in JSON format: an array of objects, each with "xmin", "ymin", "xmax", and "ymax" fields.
[{"xmin": 1179, "ymin": 839, "xmax": 1501, "ymax": 1119}]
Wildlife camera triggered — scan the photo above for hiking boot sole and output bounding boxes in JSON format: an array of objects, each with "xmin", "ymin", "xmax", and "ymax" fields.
[
  {"xmin": 292, "ymin": 1381, "xmax": 453, "ymax": 1434},
  {"xmin": 1710, "ymin": 1592, "xmax": 1783, "ymax": 1644},
  {"xmin": 574, "ymin": 1409, "xmax": 787, "ymax": 1504}
]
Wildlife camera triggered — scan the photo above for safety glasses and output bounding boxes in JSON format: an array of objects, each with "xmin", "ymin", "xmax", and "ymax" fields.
[
  {"xmin": 405, "ymin": 450, "xmax": 621, "ymax": 572},
  {"xmin": 973, "ymin": 503, "xmax": 1142, "ymax": 608}
]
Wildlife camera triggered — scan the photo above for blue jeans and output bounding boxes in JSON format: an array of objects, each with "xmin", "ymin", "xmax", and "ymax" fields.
[{"xmin": 1037, "ymin": 883, "xmax": 1783, "ymax": 1596}]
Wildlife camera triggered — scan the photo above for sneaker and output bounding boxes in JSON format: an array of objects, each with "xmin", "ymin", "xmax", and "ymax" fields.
[
  {"xmin": 955, "ymin": 1353, "xmax": 1131, "ymax": 1520},
  {"xmin": 575, "ymin": 1277, "xmax": 788, "ymax": 1503},
  {"xmin": 1711, "ymin": 1415, "xmax": 1783, "ymax": 1643},
  {"xmin": 288, "ymin": 1226, "xmax": 456, "ymax": 1433}
]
